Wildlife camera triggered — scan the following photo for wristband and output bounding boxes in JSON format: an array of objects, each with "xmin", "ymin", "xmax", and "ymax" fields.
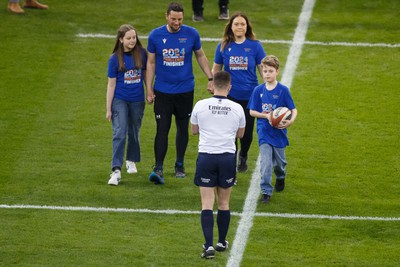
[{"xmin": 208, "ymin": 77, "xmax": 213, "ymax": 81}]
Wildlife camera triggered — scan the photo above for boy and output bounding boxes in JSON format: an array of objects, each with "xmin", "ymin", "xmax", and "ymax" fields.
[
  {"xmin": 191, "ymin": 71, "xmax": 245, "ymax": 258},
  {"xmin": 248, "ymin": 55, "xmax": 298, "ymax": 204}
]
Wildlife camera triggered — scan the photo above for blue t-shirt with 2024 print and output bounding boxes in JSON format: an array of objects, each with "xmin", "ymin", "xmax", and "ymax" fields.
[
  {"xmin": 107, "ymin": 49, "xmax": 147, "ymax": 102},
  {"xmin": 248, "ymin": 82, "xmax": 296, "ymax": 148},
  {"xmin": 147, "ymin": 25, "xmax": 202, "ymax": 94},
  {"xmin": 214, "ymin": 39, "xmax": 266, "ymax": 100}
]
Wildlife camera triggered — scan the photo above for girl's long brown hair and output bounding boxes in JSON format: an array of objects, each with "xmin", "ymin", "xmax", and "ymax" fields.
[{"xmin": 112, "ymin": 24, "xmax": 145, "ymax": 72}]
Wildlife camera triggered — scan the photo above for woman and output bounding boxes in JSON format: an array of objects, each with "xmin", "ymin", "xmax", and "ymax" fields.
[
  {"xmin": 212, "ymin": 12, "xmax": 266, "ymax": 173},
  {"xmin": 106, "ymin": 24, "xmax": 147, "ymax": 185}
]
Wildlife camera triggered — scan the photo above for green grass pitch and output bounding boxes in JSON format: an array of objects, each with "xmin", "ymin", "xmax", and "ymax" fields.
[{"xmin": 0, "ymin": 0, "xmax": 399, "ymax": 266}]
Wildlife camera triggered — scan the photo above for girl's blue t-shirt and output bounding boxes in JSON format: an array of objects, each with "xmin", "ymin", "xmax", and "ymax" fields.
[
  {"xmin": 147, "ymin": 25, "xmax": 202, "ymax": 94},
  {"xmin": 107, "ymin": 49, "xmax": 147, "ymax": 102},
  {"xmin": 214, "ymin": 39, "xmax": 266, "ymax": 100},
  {"xmin": 247, "ymin": 82, "xmax": 296, "ymax": 148}
]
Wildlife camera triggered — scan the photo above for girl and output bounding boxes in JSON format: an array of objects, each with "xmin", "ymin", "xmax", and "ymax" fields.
[{"xmin": 106, "ymin": 24, "xmax": 147, "ymax": 185}]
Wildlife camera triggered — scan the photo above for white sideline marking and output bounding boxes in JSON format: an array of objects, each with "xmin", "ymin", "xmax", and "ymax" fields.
[
  {"xmin": 227, "ymin": 0, "xmax": 315, "ymax": 266},
  {"xmin": 0, "ymin": 204, "xmax": 198, "ymax": 215},
  {"xmin": 226, "ymin": 158, "xmax": 262, "ymax": 267},
  {"xmin": 255, "ymin": 212, "xmax": 400, "ymax": 221},
  {"xmin": 1, "ymin": 204, "xmax": 399, "ymax": 221},
  {"xmin": 76, "ymin": 33, "xmax": 400, "ymax": 48},
  {"xmin": 281, "ymin": 0, "xmax": 315, "ymax": 89}
]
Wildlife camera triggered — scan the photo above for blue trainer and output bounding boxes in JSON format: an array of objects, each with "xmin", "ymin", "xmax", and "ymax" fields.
[{"xmin": 149, "ymin": 167, "xmax": 164, "ymax": 185}]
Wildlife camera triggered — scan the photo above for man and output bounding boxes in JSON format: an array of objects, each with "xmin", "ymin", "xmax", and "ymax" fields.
[
  {"xmin": 146, "ymin": 2, "xmax": 213, "ymax": 185},
  {"xmin": 191, "ymin": 71, "xmax": 245, "ymax": 259}
]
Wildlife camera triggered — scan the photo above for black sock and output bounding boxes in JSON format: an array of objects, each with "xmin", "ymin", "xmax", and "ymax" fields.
[
  {"xmin": 201, "ymin": 210, "xmax": 214, "ymax": 248},
  {"xmin": 217, "ymin": 209, "xmax": 230, "ymax": 245}
]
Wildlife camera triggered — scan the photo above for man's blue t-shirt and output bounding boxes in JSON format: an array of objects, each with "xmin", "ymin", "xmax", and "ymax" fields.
[
  {"xmin": 107, "ymin": 49, "xmax": 147, "ymax": 102},
  {"xmin": 214, "ymin": 39, "xmax": 266, "ymax": 100},
  {"xmin": 248, "ymin": 82, "xmax": 296, "ymax": 148},
  {"xmin": 147, "ymin": 25, "xmax": 202, "ymax": 94}
]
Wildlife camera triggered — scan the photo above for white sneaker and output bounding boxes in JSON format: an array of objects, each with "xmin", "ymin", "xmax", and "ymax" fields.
[
  {"xmin": 126, "ymin": 161, "xmax": 137, "ymax": 174},
  {"xmin": 108, "ymin": 170, "xmax": 121, "ymax": 185}
]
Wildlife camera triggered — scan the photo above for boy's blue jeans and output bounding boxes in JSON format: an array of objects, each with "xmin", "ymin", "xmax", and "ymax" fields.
[
  {"xmin": 259, "ymin": 143, "xmax": 287, "ymax": 196},
  {"xmin": 111, "ymin": 98, "xmax": 145, "ymax": 170}
]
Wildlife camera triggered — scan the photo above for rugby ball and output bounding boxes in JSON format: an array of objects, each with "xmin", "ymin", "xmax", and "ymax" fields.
[{"xmin": 271, "ymin": 107, "xmax": 292, "ymax": 128}]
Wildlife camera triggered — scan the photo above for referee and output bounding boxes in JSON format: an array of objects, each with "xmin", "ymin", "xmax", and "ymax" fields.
[{"xmin": 191, "ymin": 71, "xmax": 245, "ymax": 259}]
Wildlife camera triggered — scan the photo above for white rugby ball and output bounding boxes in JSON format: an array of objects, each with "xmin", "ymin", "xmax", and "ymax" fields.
[{"xmin": 271, "ymin": 107, "xmax": 292, "ymax": 128}]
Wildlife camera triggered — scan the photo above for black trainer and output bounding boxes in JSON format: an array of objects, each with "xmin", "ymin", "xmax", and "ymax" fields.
[
  {"xmin": 218, "ymin": 5, "xmax": 229, "ymax": 20},
  {"xmin": 174, "ymin": 163, "xmax": 186, "ymax": 178},
  {"xmin": 275, "ymin": 179, "xmax": 285, "ymax": 192},
  {"xmin": 192, "ymin": 13, "xmax": 204, "ymax": 22},
  {"xmin": 261, "ymin": 194, "xmax": 271, "ymax": 204},
  {"xmin": 201, "ymin": 245, "xmax": 215, "ymax": 259},
  {"xmin": 216, "ymin": 241, "xmax": 229, "ymax": 252},
  {"xmin": 237, "ymin": 156, "xmax": 248, "ymax": 173}
]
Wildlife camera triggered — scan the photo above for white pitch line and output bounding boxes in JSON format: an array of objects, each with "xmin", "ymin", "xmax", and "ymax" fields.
[
  {"xmin": 254, "ymin": 212, "xmax": 400, "ymax": 221},
  {"xmin": 281, "ymin": 0, "xmax": 315, "ymax": 89},
  {"xmin": 226, "ymin": 158, "xmax": 262, "ymax": 267},
  {"xmin": 1, "ymin": 204, "xmax": 399, "ymax": 221},
  {"xmin": 0, "ymin": 204, "xmax": 199, "ymax": 215},
  {"xmin": 76, "ymin": 33, "xmax": 400, "ymax": 48},
  {"xmin": 227, "ymin": 0, "xmax": 315, "ymax": 266}
]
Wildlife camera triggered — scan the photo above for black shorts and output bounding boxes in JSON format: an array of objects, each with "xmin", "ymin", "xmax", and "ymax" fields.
[
  {"xmin": 194, "ymin": 153, "xmax": 236, "ymax": 188},
  {"xmin": 154, "ymin": 90, "xmax": 194, "ymax": 120}
]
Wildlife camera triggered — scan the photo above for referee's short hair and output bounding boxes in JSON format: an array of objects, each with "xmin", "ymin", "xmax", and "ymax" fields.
[{"xmin": 213, "ymin": 71, "xmax": 231, "ymax": 90}]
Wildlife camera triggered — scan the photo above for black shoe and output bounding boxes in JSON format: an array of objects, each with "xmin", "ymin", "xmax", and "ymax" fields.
[
  {"xmin": 218, "ymin": 6, "xmax": 229, "ymax": 20},
  {"xmin": 275, "ymin": 179, "xmax": 285, "ymax": 192},
  {"xmin": 174, "ymin": 163, "xmax": 186, "ymax": 178},
  {"xmin": 201, "ymin": 245, "xmax": 215, "ymax": 259},
  {"xmin": 237, "ymin": 156, "xmax": 248, "ymax": 173},
  {"xmin": 192, "ymin": 13, "xmax": 204, "ymax": 22},
  {"xmin": 216, "ymin": 240, "xmax": 229, "ymax": 252},
  {"xmin": 261, "ymin": 194, "xmax": 271, "ymax": 204}
]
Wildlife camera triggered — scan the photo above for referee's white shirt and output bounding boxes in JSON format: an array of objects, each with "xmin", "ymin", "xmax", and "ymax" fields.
[{"xmin": 191, "ymin": 96, "xmax": 246, "ymax": 154}]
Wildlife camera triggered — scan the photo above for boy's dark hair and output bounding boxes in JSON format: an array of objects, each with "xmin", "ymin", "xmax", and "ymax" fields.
[
  {"xmin": 213, "ymin": 71, "xmax": 231, "ymax": 90},
  {"xmin": 261, "ymin": 55, "xmax": 280, "ymax": 70},
  {"xmin": 167, "ymin": 2, "xmax": 184, "ymax": 15}
]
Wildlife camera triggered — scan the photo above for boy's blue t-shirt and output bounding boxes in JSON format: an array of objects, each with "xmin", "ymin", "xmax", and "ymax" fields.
[
  {"xmin": 107, "ymin": 49, "xmax": 147, "ymax": 102},
  {"xmin": 147, "ymin": 25, "xmax": 202, "ymax": 94},
  {"xmin": 214, "ymin": 39, "xmax": 266, "ymax": 100},
  {"xmin": 247, "ymin": 82, "xmax": 296, "ymax": 148}
]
